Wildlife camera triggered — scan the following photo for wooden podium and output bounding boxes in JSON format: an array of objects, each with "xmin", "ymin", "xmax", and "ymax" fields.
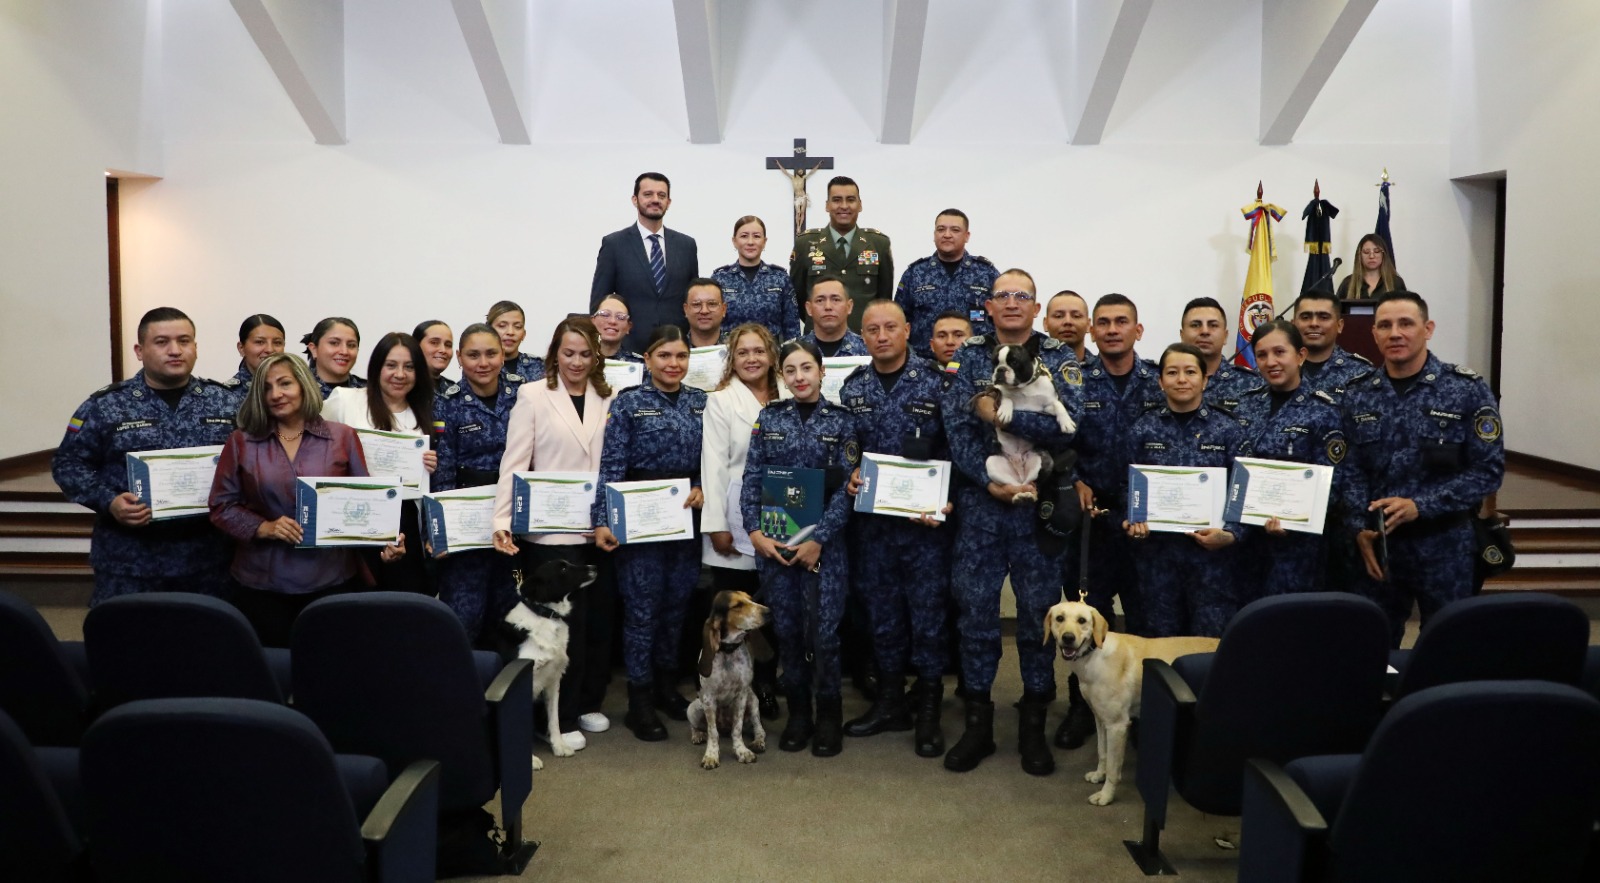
[{"xmin": 1338, "ymin": 299, "xmax": 1383, "ymax": 365}]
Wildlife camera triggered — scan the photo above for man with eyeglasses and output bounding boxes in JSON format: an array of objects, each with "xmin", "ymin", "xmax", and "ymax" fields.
[
  {"xmin": 1291, "ymin": 291, "xmax": 1372, "ymax": 395},
  {"xmin": 683, "ymin": 279, "xmax": 729, "ymax": 348},
  {"xmin": 799, "ymin": 276, "xmax": 869, "ymax": 357},
  {"xmin": 894, "ymin": 209, "xmax": 998, "ymax": 361},
  {"xmin": 941, "ymin": 270, "xmax": 1082, "ymax": 777}
]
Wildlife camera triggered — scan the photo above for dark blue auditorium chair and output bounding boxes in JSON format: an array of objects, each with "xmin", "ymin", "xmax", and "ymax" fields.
[
  {"xmin": 1126, "ymin": 593, "xmax": 1390, "ymax": 875},
  {"xmin": 84, "ymin": 592, "xmax": 291, "ymax": 707},
  {"xmin": 0, "ymin": 589, "xmax": 92, "ymax": 746},
  {"xmin": 1584, "ymin": 645, "xmax": 1600, "ymax": 702},
  {"xmin": 1386, "ymin": 592, "xmax": 1589, "ymax": 700},
  {"xmin": 1239, "ymin": 681, "xmax": 1600, "ymax": 883},
  {"xmin": 80, "ymin": 697, "xmax": 439, "ymax": 883},
  {"xmin": 291, "ymin": 592, "xmax": 538, "ymax": 873},
  {"xmin": 0, "ymin": 708, "xmax": 86, "ymax": 882}
]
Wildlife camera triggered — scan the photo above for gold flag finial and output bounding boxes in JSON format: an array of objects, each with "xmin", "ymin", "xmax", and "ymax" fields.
[{"xmin": 1381, "ymin": 167, "xmax": 1390, "ymax": 183}]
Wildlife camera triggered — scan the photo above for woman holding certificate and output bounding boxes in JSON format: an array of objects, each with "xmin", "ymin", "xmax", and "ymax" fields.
[
  {"xmin": 1123, "ymin": 344, "xmax": 1246, "ymax": 638},
  {"xmin": 700, "ymin": 322, "xmax": 783, "ymax": 718},
  {"xmin": 209, "ymin": 352, "xmax": 402, "ymax": 647},
  {"xmin": 303, "ymin": 317, "xmax": 365, "ymax": 400},
  {"xmin": 493, "ymin": 317, "xmax": 616, "ymax": 742},
  {"xmin": 322, "ymin": 332, "xmax": 436, "ymax": 595},
  {"xmin": 740, "ymin": 339, "xmax": 861, "ymax": 757},
  {"xmin": 592, "ymin": 325, "xmax": 707, "ymax": 742},
  {"xmin": 1232, "ymin": 320, "xmax": 1347, "ymax": 600}
]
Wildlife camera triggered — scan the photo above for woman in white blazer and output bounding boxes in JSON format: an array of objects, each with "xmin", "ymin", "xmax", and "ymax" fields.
[
  {"xmin": 699, "ymin": 322, "xmax": 783, "ymax": 717},
  {"xmin": 493, "ymin": 317, "xmax": 617, "ymax": 739}
]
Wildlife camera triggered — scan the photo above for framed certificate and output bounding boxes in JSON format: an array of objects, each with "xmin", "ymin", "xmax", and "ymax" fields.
[
  {"xmin": 510, "ymin": 471, "xmax": 599, "ymax": 534},
  {"xmin": 421, "ymin": 486, "xmax": 496, "ymax": 556},
  {"xmin": 353, "ymin": 428, "xmax": 429, "ymax": 494},
  {"xmin": 1126, "ymin": 465, "xmax": 1228, "ymax": 533},
  {"xmin": 684, "ymin": 345, "xmax": 728, "ymax": 391},
  {"xmin": 1223, "ymin": 457, "xmax": 1334, "ymax": 535},
  {"xmin": 820, "ymin": 356, "xmax": 871, "ymax": 404},
  {"xmin": 126, "ymin": 445, "xmax": 224, "ymax": 520},
  {"xmin": 603, "ymin": 478, "xmax": 694, "ymax": 544},
  {"xmin": 605, "ymin": 359, "xmax": 644, "ymax": 392},
  {"xmin": 855, "ymin": 454, "xmax": 950, "ymax": 522},
  {"xmin": 294, "ymin": 475, "xmax": 404, "ymax": 547}
]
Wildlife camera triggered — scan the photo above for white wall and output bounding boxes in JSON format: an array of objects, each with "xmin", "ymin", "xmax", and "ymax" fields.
[
  {"xmin": 0, "ymin": 1, "xmax": 163, "ymax": 460},
  {"xmin": 1451, "ymin": 1, "xmax": 1600, "ymax": 470}
]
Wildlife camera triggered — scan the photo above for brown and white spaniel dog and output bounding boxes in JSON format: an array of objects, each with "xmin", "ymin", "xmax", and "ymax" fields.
[{"xmin": 688, "ymin": 591, "xmax": 773, "ymax": 769}]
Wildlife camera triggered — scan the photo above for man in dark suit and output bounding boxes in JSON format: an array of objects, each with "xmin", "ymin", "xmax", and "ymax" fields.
[{"xmin": 590, "ymin": 172, "xmax": 700, "ymax": 354}]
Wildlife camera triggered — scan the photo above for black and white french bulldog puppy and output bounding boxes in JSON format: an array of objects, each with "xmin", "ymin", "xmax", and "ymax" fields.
[{"xmin": 980, "ymin": 341, "xmax": 1076, "ymax": 504}]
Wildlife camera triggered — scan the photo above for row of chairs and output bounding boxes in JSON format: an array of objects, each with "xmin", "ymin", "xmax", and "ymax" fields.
[
  {"xmin": 0, "ymin": 590, "xmax": 539, "ymax": 881},
  {"xmin": 1121, "ymin": 591, "xmax": 1600, "ymax": 880}
]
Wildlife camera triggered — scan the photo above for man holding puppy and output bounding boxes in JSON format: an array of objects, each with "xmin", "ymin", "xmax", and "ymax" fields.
[{"xmin": 941, "ymin": 270, "xmax": 1083, "ymax": 775}]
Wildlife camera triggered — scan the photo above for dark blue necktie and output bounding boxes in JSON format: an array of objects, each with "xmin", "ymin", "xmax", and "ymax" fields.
[{"xmin": 648, "ymin": 233, "xmax": 666, "ymax": 296}]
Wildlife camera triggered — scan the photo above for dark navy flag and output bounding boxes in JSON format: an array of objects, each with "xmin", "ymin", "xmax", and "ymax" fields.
[
  {"xmin": 1375, "ymin": 180, "xmax": 1395, "ymax": 263},
  {"xmin": 1301, "ymin": 197, "xmax": 1340, "ymax": 294}
]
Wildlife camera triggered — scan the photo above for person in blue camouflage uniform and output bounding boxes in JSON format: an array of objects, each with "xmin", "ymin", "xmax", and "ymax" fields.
[
  {"xmin": 1179, "ymin": 297, "xmax": 1264, "ymax": 411},
  {"xmin": 1124, "ymin": 344, "xmax": 1247, "ymax": 638},
  {"xmin": 838, "ymin": 300, "xmax": 954, "ymax": 757},
  {"xmin": 412, "ymin": 320, "xmax": 457, "ymax": 394},
  {"xmin": 1232, "ymin": 321, "xmax": 1348, "ymax": 602},
  {"xmin": 592, "ymin": 326, "xmax": 707, "ymax": 742},
  {"xmin": 593, "ymin": 294, "xmax": 646, "ymax": 365},
  {"xmin": 1339, "ymin": 292, "xmax": 1503, "ymax": 647},
  {"xmin": 301, "ymin": 317, "xmax": 366, "ymax": 400},
  {"xmin": 894, "ymin": 209, "xmax": 999, "ymax": 361},
  {"xmin": 488, "ymin": 300, "xmax": 547, "ymax": 382},
  {"xmin": 1290, "ymin": 291, "xmax": 1375, "ymax": 395},
  {"xmin": 230, "ymin": 314, "xmax": 286, "ymax": 397},
  {"xmin": 742, "ymin": 338, "xmax": 860, "ymax": 757},
  {"xmin": 942, "ymin": 269, "xmax": 1083, "ymax": 776},
  {"xmin": 798, "ymin": 276, "xmax": 870, "ymax": 357},
  {"xmin": 683, "ymin": 278, "xmax": 731, "ymax": 349},
  {"xmin": 713, "ymin": 216, "xmax": 801, "ymax": 345},
  {"xmin": 1053, "ymin": 293, "xmax": 1166, "ymax": 750},
  {"xmin": 53, "ymin": 308, "xmax": 241, "ymax": 605},
  {"xmin": 431, "ymin": 325, "xmax": 527, "ymax": 641},
  {"xmin": 1043, "ymin": 290, "xmax": 1093, "ymax": 367}
]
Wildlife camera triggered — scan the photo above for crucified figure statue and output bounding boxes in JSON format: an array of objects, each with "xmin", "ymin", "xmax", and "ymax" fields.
[{"xmin": 774, "ymin": 160, "xmax": 825, "ymax": 238}]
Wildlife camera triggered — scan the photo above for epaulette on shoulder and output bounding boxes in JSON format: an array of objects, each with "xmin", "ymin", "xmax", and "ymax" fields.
[
  {"xmin": 206, "ymin": 375, "xmax": 242, "ymax": 389},
  {"xmin": 1454, "ymin": 365, "xmax": 1481, "ymax": 379},
  {"xmin": 969, "ymin": 254, "xmax": 994, "ymax": 266},
  {"xmin": 861, "ymin": 227, "xmax": 884, "ymax": 236},
  {"xmin": 907, "ymin": 254, "xmax": 934, "ymax": 268},
  {"xmin": 1040, "ymin": 336, "xmax": 1063, "ymax": 350},
  {"xmin": 442, "ymin": 384, "xmax": 462, "ymax": 397},
  {"xmin": 1313, "ymin": 390, "xmax": 1338, "ymax": 405},
  {"xmin": 88, "ymin": 382, "xmax": 120, "ymax": 400},
  {"xmin": 712, "ymin": 262, "xmax": 737, "ymax": 275},
  {"xmin": 801, "ymin": 227, "xmax": 824, "ymax": 237},
  {"xmin": 1348, "ymin": 351, "xmax": 1373, "ymax": 365},
  {"xmin": 505, "ymin": 372, "xmax": 524, "ymax": 383},
  {"xmin": 960, "ymin": 334, "xmax": 988, "ymax": 348}
]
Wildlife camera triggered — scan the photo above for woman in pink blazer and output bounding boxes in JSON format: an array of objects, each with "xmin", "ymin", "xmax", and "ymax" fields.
[{"xmin": 494, "ymin": 317, "xmax": 617, "ymax": 739}]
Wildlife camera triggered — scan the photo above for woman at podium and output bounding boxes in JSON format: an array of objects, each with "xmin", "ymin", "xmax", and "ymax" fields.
[{"xmin": 1337, "ymin": 234, "xmax": 1405, "ymax": 300}]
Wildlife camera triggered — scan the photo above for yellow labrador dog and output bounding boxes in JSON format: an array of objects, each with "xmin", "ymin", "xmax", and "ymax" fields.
[{"xmin": 1045, "ymin": 600, "xmax": 1219, "ymax": 806}]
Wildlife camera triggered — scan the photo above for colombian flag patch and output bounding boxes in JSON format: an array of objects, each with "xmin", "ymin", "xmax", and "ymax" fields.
[{"xmin": 67, "ymin": 417, "xmax": 84, "ymax": 433}]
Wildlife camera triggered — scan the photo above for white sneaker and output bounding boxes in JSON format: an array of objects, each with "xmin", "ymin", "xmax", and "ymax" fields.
[
  {"xmin": 578, "ymin": 712, "xmax": 611, "ymax": 733},
  {"xmin": 562, "ymin": 730, "xmax": 586, "ymax": 751}
]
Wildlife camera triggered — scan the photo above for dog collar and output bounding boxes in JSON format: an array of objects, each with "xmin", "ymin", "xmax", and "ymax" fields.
[
  {"xmin": 527, "ymin": 602, "xmax": 568, "ymax": 624},
  {"xmin": 717, "ymin": 638, "xmax": 744, "ymax": 654}
]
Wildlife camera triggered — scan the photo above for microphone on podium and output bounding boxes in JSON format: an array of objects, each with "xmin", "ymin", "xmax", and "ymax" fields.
[{"xmin": 1279, "ymin": 258, "xmax": 1343, "ymax": 318}]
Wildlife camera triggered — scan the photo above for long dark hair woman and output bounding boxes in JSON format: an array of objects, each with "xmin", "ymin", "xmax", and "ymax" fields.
[
  {"xmin": 322, "ymin": 332, "xmax": 436, "ymax": 594},
  {"xmin": 234, "ymin": 314, "xmax": 286, "ymax": 384},
  {"xmin": 302, "ymin": 317, "xmax": 364, "ymax": 400},
  {"xmin": 1336, "ymin": 233, "xmax": 1405, "ymax": 300}
]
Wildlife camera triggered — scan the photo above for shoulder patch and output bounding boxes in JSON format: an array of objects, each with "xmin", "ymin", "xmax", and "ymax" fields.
[
  {"xmin": 505, "ymin": 373, "xmax": 524, "ymax": 383},
  {"xmin": 1313, "ymin": 390, "xmax": 1337, "ymax": 405},
  {"xmin": 1474, "ymin": 411, "xmax": 1502, "ymax": 442},
  {"xmin": 1455, "ymin": 365, "xmax": 1481, "ymax": 379},
  {"xmin": 443, "ymin": 384, "xmax": 462, "ymax": 397},
  {"xmin": 844, "ymin": 439, "xmax": 861, "ymax": 466},
  {"xmin": 961, "ymin": 335, "xmax": 988, "ymax": 348},
  {"xmin": 1062, "ymin": 363, "xmax": 1083, "ymax": 386},
  {"xmin": 1040, "ymin": 336, "xmax": 1062, "ymax": 350}
]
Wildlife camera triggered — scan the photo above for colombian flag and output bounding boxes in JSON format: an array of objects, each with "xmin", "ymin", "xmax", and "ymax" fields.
[{"xmin": 1235, "ymin": 194, "xmax": 1284, "ymax": 369}]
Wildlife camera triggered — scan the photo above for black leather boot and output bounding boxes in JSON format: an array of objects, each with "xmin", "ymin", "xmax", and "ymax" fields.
[
  {"xmin": 914, "ymin": 678, "xmax": 945, "ymax": 758},
  {"xmin": 942, "ymin": 694, "xmax": 996, "ymax": 772},
  {"xmin": 1017, "ymin": 692, "xmax": 1055, "ymax": 776},
  {"xmin": 779, "ymin": 690, "xmax": 813, "ymax": 752},
  {"xmin": 843, "ymin": 672, "xmax": 912, "ymax": 737},
  {"xmin": 653, "ymin": 673, "xmax": 689, "ymax": 721},
  {"xmin": 1054, "ymin": 674, "xmax": 1096, "ymax": 749},
  {"xmin": 625, "ymin": 682, "xmax": 668, "ymax": 742},
  {"xmin": 812, "ymin": 694, "xmax": 843, "ymax": 757}
]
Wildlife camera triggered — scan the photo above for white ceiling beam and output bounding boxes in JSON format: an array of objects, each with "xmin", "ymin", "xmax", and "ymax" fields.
[
  {"xmin": 229, "ymin": 0, "xmax": 346, "ymax": 145},
  {"xmin": 450, "ymin": 0, "xmax": 531, "ymax": 145},
  {"xmin": 1067, "ymin": 0, "xmax": 1154, "ymax": 145},
  {"xmin": 1259, "ymin": 0, "xmax": 1379, "ymax": 145},
  {"xmin": 672, "ymin": 0, "xmax": 721, "ymax": 144},
  {"xmin": 880, "ymin": 0, "xmax": 929, "ymax": 145}
]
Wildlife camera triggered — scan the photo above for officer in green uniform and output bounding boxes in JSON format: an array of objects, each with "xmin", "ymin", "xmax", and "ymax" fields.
[{"xmin": 789, "ymin": 176, "xmax": 894, "ymax": 333}]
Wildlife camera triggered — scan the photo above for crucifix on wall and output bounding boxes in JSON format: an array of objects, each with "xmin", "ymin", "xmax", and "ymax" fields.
[{"xmin": 766, "ymin": 138, "xmax": 835, "ymax": 238}]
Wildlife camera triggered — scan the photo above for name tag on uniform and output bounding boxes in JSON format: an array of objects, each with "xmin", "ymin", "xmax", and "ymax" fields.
[
  {"xmin": 458, "ymin": 422, "xmax": 484, "ymax": 434},
  {"xmin": 116, "ymin": 420, "xmax": 155, "ymax": 432},
  {"xmin": 1200, "ymin": 443, "xmax": 1228, "ymax": 452},
  {"xmin": 633, "ymin": 409, "xmax": 663, "ymax": 418}
]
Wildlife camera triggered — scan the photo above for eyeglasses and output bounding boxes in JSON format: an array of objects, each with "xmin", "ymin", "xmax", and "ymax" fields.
[
  {"xmin": 989, "ymin": 290, "xmax": 1036, "ymax": 303},
  {"xmin": 686, "ymin": 300, "xmax": 723, "ymax": 312},
  {"xmin": 593, "ymin": 310, "xmax": 630, "ymax": 323}
]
